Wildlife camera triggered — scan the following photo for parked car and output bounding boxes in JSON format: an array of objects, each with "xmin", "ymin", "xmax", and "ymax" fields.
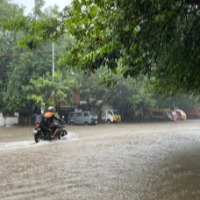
[
  {"xmin": 68, "ymin": 111, "xmax": 98, "ymax": 125},
  {"xmin": 101, "ymin": 109, "xmax": 121, "ymax": 123}
]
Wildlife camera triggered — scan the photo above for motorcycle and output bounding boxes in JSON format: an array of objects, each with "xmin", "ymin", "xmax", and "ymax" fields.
[{"xmin": 33, "ymin": 118, "xmax": 68, "ymax": 143}]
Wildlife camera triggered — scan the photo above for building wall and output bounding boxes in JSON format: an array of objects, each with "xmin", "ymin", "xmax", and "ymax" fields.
[{"xmin": 0, "ymin": 113, "xmax": 19, "ymax": 127}]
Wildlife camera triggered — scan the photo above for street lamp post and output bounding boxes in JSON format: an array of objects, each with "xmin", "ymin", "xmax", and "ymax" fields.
[{"xmin": 52, "ymin": 42, "xmax": 55, "ymax": 78}]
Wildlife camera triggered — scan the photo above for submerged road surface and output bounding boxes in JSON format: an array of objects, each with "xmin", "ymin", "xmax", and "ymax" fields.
[{"xmin": 0, "ymin": 120, "xmax": 200, "ymax": 200}]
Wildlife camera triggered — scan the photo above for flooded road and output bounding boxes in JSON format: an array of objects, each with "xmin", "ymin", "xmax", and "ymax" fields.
[{"xmin": 1, "ymin": 120, "xmax": 200, "ymax": 200}]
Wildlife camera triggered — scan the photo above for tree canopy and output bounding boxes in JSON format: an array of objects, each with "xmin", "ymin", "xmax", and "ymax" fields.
[
  {"xmin": 3, "ymin": 0, "xmax": 200, "ymax": 95},
  {"xmin": 64, "ymin": 0, "xmax": 200, "ymax": 95},
  {"xmin": 0, "ymin": 0, "xmax": 200, "ymax": 119}
]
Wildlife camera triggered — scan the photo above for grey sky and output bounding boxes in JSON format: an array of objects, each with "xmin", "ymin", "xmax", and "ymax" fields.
[{"xmin": 11, "ymin": 0, "xmax": 72, "ymax": 14}]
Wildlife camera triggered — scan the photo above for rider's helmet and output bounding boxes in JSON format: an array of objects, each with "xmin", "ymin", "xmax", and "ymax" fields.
[{"xmin": 48, "ymin": 106, "xmax": 55, "ymax": 112}]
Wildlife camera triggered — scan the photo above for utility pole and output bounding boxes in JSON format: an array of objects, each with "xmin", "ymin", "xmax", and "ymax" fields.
[
  {"xmin": 52, "ymin": 42, "xmax": 55, "ymax": 78},
  {"xmin": 51, "ymin": 43, "xmax": 55, "ymax": 98}
]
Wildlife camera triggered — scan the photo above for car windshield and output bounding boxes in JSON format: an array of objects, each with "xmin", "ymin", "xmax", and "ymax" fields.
[
  {"xmin": 90, "ymin": 111, "xmax": 97, "ymax": 116},
  {"xmin": 113, "ymin": 110, "xmax": 119, "ymax": 115}
]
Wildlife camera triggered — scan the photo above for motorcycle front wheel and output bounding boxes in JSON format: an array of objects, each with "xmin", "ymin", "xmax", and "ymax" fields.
[
  {"xmin": 60, "ymin": 129, "xmax": 67, "ymax": 137},
  {"xmin": 34, "ymin": 133, "xmax": 41, "ymax": 143}
]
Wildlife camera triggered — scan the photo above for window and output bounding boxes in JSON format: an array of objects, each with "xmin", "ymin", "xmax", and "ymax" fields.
[
  {"xmin": 84, "ymin": 112, "xmax": 89, "ymax": 117},
  {"xmin": 76, "ymin": 113, "xmax": 82, "ymax": 117},
  {"xmin": 108, "ymin": 111, "xmax": 113, "ymax": 115}
]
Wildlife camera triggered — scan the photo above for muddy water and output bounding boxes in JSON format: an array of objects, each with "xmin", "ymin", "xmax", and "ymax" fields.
[{"xmin": 1, "ymin": 120, "xmax": 200, "ymax": 200}]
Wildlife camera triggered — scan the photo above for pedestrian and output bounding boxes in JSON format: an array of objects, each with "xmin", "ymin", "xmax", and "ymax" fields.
[{"xmin": 173, "ymin": 111, "xmax": 179, "ymax": 123}]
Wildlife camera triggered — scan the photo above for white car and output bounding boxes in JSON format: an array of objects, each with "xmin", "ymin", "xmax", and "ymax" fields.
[{"xmin": 68, "ymin": 111, "xmax": 98, "ymax": 125}]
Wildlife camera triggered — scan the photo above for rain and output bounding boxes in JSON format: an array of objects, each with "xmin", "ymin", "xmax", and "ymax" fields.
[{"xmin": 1, "ymin": 0, "xmax": 200, "ymax": 199}]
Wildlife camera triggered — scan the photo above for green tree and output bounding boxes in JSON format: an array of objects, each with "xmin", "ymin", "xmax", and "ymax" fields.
[
  {"xmin": 64, "ymin": 0, "xmax": 200, "ymax": 95},
  {"xmin": 0, "ymin": 0, "xmax": 74, "ymax": 113},
  {"xmin": 4, "ymin": 0, "xmax": 200, "ymax": 95},
  {"xmin": 0, "ymin": 0, "xmax": 24, "ymax": 112},
  {"xmin": 23, "ymin": 72, "xmax": 72, "ymax": 107},
  {"xmin": 2, "ymin": 0, "xmax": 200, "ymax": 117},
  {"xmin": 72, "ymin": 67, "xmax": 156, "ymax": 120}
]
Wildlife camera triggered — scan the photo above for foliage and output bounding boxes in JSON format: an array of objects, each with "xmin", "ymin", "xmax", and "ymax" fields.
[
  {"xmin": 0, "ymin": 0, "xmax": 74, "ymax": 113},
  {"xmin": 63, "ymin": 0, "xmax": 200, "ymax": 95},
  {"xmin": 0, "ymin": 0, "xmax": 24, "ymax": 112},
  {"xmin": 1, "ymin": 0, "xmax": 200, "ymax": 119},
  {"xmin": 3, "ymin": 0, "xmax": 200, "ymax": 95},
  {"xmin": 22, "ymin": 72, "xmax": 72, "ymax": 107},
  {"xmin": 75, "ymin": 68, "xmax": 156, "ymax": 113}
]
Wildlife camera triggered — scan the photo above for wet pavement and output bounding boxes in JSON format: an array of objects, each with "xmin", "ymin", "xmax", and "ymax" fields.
[{"xmin": 1, "ymin": 120, "xmax": 200, "ymax": 200}]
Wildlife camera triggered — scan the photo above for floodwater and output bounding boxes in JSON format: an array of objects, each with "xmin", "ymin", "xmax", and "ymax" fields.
[{"xmin": 1, "ymin": 120, "xmax": 200, "ymax": 200}]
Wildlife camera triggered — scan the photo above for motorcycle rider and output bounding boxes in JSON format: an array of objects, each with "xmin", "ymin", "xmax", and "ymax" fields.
[{"xmin": 43, "ymin": 106, "xmax": 62, "ymax": 139}]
